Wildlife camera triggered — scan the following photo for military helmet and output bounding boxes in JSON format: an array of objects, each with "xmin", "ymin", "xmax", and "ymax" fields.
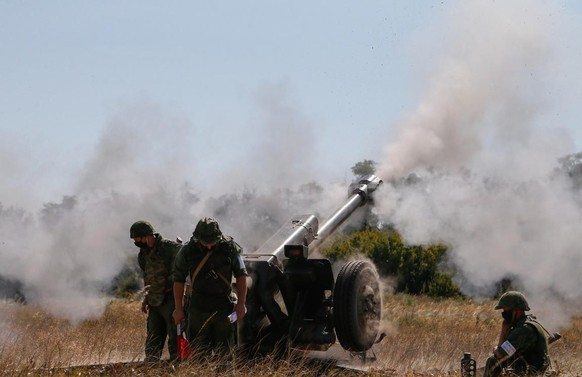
[
  {"xmin": 193, "ymin": 217, "xmax": 222, "ymax": 243},
  {"xmin": 130, "ymin": 220, "xmax": 155, "ymax": 238},
  {"xmin": 495, "ymin": 291, "xmax": 531, "ymax": 311}
]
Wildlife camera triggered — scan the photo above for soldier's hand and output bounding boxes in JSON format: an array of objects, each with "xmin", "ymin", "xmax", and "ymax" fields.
[
  {"xmin": 173, "ymin": 308, "xmax": 184, "ymax": 325},
  {"xmin": 234, "ymin": 302, "xmax": 247, "ymax": 321},
  {"xmin": 497, "ymin": 320, "xmax": 511, "ymax": 346},
  {"xmin": 141, "ymin": 298, "xmax": 148, "ymax": 314}
]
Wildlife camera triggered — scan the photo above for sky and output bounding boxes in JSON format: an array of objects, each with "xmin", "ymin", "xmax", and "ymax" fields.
[
  {"xmin": 1, "ymin": 1, "xmax": 435, "ymax": 209},
  {"xmin": 1, "ymin": 1, "xmax": 581, "ymax": 208},
  {"xmin": 1, "ymin": 0, "xmax": 582, "ymax": 329}
]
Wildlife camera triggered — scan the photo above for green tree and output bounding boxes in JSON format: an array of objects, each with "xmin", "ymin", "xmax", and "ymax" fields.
[{"xmin": 351, "ymin": 160, "xmax": 376, "ymax": 177}]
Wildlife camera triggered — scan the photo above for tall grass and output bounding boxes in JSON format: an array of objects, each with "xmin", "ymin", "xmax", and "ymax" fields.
[
  {"xmin": 375, "ymin": 295, "xmax": 582, "ymax": 376},
  {"xmin": 1, "ymin": 295, "xmax": 580, "ymax": 376}
]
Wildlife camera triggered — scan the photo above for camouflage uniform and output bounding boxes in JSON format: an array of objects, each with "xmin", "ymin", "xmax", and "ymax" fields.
[
  {"xmin": 173, "ymin": 218, "xmax": 247, "ymax": 352},
  {"xmin": 484, "ymin": 292, "xmax": 550, "ymax": 377},
  {"xmin": 132, "ymin": 221, "xmax": 181, "ymax": 362}
]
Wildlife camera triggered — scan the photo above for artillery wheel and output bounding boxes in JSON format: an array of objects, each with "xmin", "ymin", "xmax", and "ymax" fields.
[{"xmin": 333, "ymin": 260, "xmax": 381, "ymax": 352}]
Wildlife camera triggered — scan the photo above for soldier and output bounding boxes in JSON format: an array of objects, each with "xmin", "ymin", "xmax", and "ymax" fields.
[
  {"xmin": 172, "ymin": 217, "xmax": 248, "ymax": 354},
  {"xmin": 483, "ymin": 291, "xmax": 550, "ymax": 377},
  {"xmin": 130, "ymin": 220, "xmax": 181, "ymax": 362}
]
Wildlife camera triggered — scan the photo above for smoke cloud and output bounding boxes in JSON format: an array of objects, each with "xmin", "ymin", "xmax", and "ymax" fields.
[
  {"xmin": 0, "ymin": 102, "xmax": 201, "ymax": 323},
  {"xmin": 0, "ymin": 88, "xmax": 347, "ymax": 324},
  {"xmin": 376, "ymin": 0, "xmax": 582, "ymax": 329}
]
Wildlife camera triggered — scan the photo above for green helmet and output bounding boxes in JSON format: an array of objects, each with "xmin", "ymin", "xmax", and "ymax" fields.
[
  {"xmin": 193, "ymin": 217, "xmax": 222, "ymax": 243},
  {"xmin": 130, "ymin": 220, "xmax": 155, "ymax": 238},
  {"xmin": 495, "ymin": 291, "xmax": 530, "ymax": 311}
]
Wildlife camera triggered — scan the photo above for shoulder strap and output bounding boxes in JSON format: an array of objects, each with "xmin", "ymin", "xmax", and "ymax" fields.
[
  {"xmin": 190, "ymin": 250, "xmax": 212, "ymax": 285},
  {"xmin": 217, "ymin": 239, "xmax": 236, "ymax": 289},
  {"xmin": 216, "ymin": 271, "xmax": 232, "ymax": 289}
]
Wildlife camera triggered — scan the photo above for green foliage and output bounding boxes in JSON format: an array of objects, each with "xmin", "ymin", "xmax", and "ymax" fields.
[
  {"xmin": 110, "ymin": 254, "xmax": 142, "ymax": 298},
  {"xmin": 321, "ymin": 228, "xmax": 461, "ymax": 297},
  {"xmin": 428, "ymin": 272, "xmax": 462, "ymax": 298},
  {"xmin": 351, "ymin": 160, "xmax": 376, "ymax": 177},
  {"xmin": 114, "ymin": 272, "xmax": 141, "ymax": 298}
]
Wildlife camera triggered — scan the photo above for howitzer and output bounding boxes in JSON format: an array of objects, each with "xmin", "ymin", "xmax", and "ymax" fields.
[{"xmin": 238, "ymin": 175, "xmax": 383, "ymax": 356}]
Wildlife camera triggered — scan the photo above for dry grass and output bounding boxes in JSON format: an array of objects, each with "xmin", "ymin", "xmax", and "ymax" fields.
[
  {"xmin": 1, "ymin": 295, "xmax": 580, "ymax": 376},
  {"xmin": 0, "ymin": 299, "xmax": 145, "ymax": 374},
  {"xmin": 375, "ymin": 295, "xmax": 582, "ymax": 376}
]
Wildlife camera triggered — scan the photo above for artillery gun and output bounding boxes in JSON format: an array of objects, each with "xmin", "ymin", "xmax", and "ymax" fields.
[{"xmin": 238, "ymin": 175, "xmax": 383, "ymax": 358}]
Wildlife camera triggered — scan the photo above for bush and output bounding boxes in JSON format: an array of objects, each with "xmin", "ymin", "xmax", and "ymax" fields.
[
  {"xmin": 428, "ymin": 272, "xmax": 462, "ymax": 298},
  {"xmin": 114, "ymin": 272, "xmax": 141, "ymax": 298},
  {"xmin": 321, "ymin": 228, "xmax": 461, "ymax": 297}
]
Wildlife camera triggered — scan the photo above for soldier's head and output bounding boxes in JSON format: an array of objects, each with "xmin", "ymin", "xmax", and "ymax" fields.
[
  {"xmin": 193, "ymin": 217, "xmax": 222, "ymax": 250},
  {"xmin": 130, "ymin": 220, "xmax": 156, "ymax": 249},
  {"xmin": 495, "ymin": 291, "xmax": 530, "ymax": 323}
]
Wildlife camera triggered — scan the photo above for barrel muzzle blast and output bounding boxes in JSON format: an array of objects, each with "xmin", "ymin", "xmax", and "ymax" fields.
[{"xmin": 349, "ymin": 175, "xmax": 383, "ymax": 205}]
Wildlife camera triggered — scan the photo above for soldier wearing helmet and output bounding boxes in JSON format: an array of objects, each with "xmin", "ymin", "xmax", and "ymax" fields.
[
  {"xmin": 130, "ymin": 220, "xmax": 182, "ymax": 362},
  {"xmin": 483, "ymin": 291, "xmax": 550, "ymax": 377},
  {"xmin": 172, "ymin": 217, "xmax": 248, "ymax": 354}
]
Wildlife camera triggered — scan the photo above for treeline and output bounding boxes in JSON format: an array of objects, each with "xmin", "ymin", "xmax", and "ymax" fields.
[
  {"xmin": 113, "ymin": 153, "xmax": 582, "ymax": 300},
  {"xmin": 17, "ymin": 154, "xmax": 582, "ymax": 301}
]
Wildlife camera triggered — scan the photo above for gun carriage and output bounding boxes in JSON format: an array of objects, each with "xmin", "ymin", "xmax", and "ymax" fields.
[{"xmin": 238, "ymin": 175, "xmax": 383, "ymax": 357}]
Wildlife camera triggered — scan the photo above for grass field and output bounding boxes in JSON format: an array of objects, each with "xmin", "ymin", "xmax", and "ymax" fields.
[{"xmin": 1, "ymin": 294, "xmax": 580, "ymax": 376}]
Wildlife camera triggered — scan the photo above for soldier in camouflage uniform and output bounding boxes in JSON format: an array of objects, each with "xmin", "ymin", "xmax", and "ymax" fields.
[
  {"xmin": 484, "ymin": 291, "xmax": 550, "ymax": 377},
  {"xmin": 130, "ymin": 220, "xmax": 181, "ymax": 362},
  {"xmin": 172, "ymin": 217, "xmax": 248, "ymax": 354}
]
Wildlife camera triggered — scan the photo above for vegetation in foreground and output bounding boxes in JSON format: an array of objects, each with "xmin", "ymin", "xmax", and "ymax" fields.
[{"xmin": 1, "ymin": 295, "xmax": 581, "ymax": 376}]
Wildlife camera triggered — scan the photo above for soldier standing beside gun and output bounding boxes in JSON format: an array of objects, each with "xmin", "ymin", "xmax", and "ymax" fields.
[
  {"xmin": 130, "ymin": 220, "xmax": 181, "ymax": 362},
  {"xmin": 483, "ymin": 291, "xmax": 551, "ymax": 377},
  {"xmin": 172, "ymin": 217, "xmax": 248, "ymax": 354}
]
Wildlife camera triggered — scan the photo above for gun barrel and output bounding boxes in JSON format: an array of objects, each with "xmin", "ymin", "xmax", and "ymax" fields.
[
  {"xmin": 310, "ymin": 174, "xmax": 383, "ymax": 251},
  {"xmin": 246, "ymin": 175, "xmax": 383, "ymax": 265}
]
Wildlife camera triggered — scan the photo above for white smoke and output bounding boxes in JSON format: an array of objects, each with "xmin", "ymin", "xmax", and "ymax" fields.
[
  {"xmin": 0, "ymin": 102, "xmax": 201, "ymax": 323},
  {"xmin": 0, "ymin": 88, "xmax": 347, "ymax": 324},
  {"xmin": 376, "ymin": 0, "xmax": 582, "ymax": 329}
]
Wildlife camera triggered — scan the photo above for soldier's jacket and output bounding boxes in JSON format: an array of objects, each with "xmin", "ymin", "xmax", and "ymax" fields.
[
  {"xmin": 498, "ymin": 315, "xmax": 550, "ymax": 373},
  {"xmin": 174, "ymin": 235, "xmax": 247, "ymax": 312},
  {"xmin": 138, "ymin": 234, "xmax": 181, "ymax": 307}
]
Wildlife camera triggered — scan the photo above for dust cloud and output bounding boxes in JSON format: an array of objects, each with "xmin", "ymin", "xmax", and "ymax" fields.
[{"xmin": 376, "ymin": 0, "xmax": 582, "ymax": 329}]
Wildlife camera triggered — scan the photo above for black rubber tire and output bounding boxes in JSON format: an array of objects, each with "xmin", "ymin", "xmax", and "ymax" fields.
[{"xmin": 333, "ymin": 260, "xmax": 382, "ymax": 352}]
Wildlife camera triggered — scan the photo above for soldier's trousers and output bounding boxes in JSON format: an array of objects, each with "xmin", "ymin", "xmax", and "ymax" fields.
[
  {"xmin": 145, "ymin": 293, "xmax": 177, "ymax": 362},
  {"xmin": 484, "ymin": 354, "xmax": 536, "ymax": 377},
  {"xmin": 187, "ymin": 305, "xmax": 234, "ymax": 353}
]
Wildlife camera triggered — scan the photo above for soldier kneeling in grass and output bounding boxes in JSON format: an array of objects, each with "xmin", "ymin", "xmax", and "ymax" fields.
[{"xmin": 483, "ymin": 291, "xmax": 551, "ymax": 377}]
